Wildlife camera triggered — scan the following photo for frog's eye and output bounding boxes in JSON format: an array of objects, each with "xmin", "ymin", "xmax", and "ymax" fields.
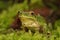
[
  {"xmin": 30, "ymin": 11, "xmax": 35, "ymax": 15},
  {"xmin": 18, "ymin": 11, "xmax": 22, "ymax": 15},
  {"xmin": 31, "ymin": 12, "xmax": 34, "ymax": 15}
]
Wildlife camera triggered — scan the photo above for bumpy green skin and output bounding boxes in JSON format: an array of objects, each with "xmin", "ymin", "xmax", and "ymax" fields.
[{"xmin": 19, "ymin": 11, "xmax": 44, "ymax": 33}]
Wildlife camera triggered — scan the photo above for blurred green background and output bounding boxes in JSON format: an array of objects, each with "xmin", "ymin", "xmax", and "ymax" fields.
[{"xmin": 0, "ymin": 0, "xmax": 60, "ymax": 40}]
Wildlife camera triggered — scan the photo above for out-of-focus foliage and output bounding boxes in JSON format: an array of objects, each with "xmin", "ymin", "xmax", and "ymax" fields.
[
  {"xmin": 42, "ymin": 0, "xmax": 60, "ymax": 10},
  {"xmin": 0, "ymin": 0, "xmax": 25, "ymax": 13},
  {"xmin": 0, "ymin": 0, "xmax": 60, "ymax": 40}
]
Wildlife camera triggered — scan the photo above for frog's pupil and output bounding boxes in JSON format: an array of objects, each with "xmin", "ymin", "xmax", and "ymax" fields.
[{"xmin": 31, "ymin": 13, "xmax": 34, "ymax": 15}]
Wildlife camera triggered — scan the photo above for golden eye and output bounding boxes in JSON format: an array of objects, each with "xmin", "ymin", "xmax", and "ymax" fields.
[
  {"xmin": 31, "ymin": 12, "xmax": 34, "ymax": 15},
  {"xmin": 30, "ymin": 11, "xmax": 35, "ymax": 15}
]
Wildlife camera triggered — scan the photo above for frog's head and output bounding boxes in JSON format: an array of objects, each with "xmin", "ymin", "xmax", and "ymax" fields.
[
  {"xmin": 14, "ymin": 11, "xmax": 35, "ymax": 20},
  {"xmin": 18, "ymin": 11, "xmax": 36, "ymax": 19}
]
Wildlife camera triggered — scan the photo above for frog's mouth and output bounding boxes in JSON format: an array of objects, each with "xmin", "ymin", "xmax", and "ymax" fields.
[{"xmin": 19, "ymin": 15, "xmax": 36, "ymax": 20}]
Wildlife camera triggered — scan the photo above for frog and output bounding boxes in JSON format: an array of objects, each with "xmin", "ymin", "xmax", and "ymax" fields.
[{"xmin": 18, "ymin": 11, "xmax": 44, "ymax": 34}]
